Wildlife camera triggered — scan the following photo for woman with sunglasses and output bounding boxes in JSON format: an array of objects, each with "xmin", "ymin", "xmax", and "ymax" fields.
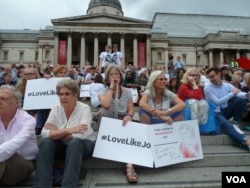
[{"xmin": 139, "ymin": 70, "xmax": 185, "ymax": 124}]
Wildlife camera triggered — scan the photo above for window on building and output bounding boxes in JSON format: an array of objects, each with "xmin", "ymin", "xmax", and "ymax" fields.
[
  {"xmin": 157, "ymin": 52, "xmax": 162, "ymax": 61},
  {"xmin": 3, "ymin": 51, "xmax": 8, "ymax": 60},
  {"xmin": 35, "ymin": 51, "xmax": 38, "ymax": 61},
  {"xmin": 45, "ymin": 50, "xmax": 50, "ymax": 59},
  {"xmin": 19, "ymin": 51, "xmax": 24, "ymax": 61},
  {"xmin": 182, "ymin": 54, "xmax": 187, "ymax": 63}
]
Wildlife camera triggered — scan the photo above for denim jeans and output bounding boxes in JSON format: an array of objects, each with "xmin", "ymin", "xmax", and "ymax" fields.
[
  {"xmin": 36, "ymin": 109, "xmax": 50, "ymax": 129},
  {"xmin": 34, "ymin": 138, "xmax": 94, "ymax": 188},
  {"xmin": 214, "ymin": 112, "xmax": 247, "ymax": 146},
  {"xmin": 220, "ymin": 97, "xmax": 247, "ymax": 122}
]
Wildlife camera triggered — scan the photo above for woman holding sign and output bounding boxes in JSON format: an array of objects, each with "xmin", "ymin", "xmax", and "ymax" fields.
[
  {"xmin": 94, "ymin": 64, "xmax": 138, "ymax": 183},
  {"xmin": 139, "ymin": 70, "xmax": 186, "ymax": 124}
]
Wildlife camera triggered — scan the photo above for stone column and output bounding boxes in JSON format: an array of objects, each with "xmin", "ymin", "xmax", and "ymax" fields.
[
  {"xmin": 107, "ymin": 33, "xmax": 112, "ymax": 47},
  {"xmin": 247, "ymin": 50, "xmax": 250, "ymax": 59},
  {"xmin": 146, "ymin": 34, "xmax": 151, "ymax": 68},
  {"xmin": 209, "ymin": 49, "xmax": 213, "ymax": 67},
  {"xmin": 67, "ymin": 32, "xmax": 72, "ymax": 67},
  {"xmin": 236, "ymin": 50, "xmax": 240, "ymax": 59},
  {"xmin": 120, "ymin": 33, "xmax": 125, "ymax": 66},
  {"xmin": 38, "ymin": 45, "xmax": 43, "ymax": 65},
  {"xmin": 165, "ymin": 47, "xmax": 168, "ymax": 69},
  {"xmin": 54, "ymin": 32, "xmax": 59, "ymax": 65},
  {"xmin": 80, "ymin": 32, "xmax": 86, "ymax": 68},
  {"xmin": 220, "ymin": 49, "xmax": 224, "ymax": 67},
  {"xmin": 133, "ymin": 34, "xmax": 138, "ymax": 67},
  {"xmin": 94, "ymin": 32, "xmax": 99, "ymax": 66}
]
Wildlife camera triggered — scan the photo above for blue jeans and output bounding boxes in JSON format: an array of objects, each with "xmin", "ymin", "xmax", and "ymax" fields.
[
  {"xmin": 36, "ymin": 109, "xmax": 50, "ymax": 129},
  {"xmin": 34, "ymin": 138, "xmax": 94, "ymax": 188},
  {"xmin": 220, "ymin": 97, "xmax": 247, "ymax": 122},
  {"xmin": 138, "ymin": 109, "xmax": 184, "ymax": 124},
  {"xmin": 214, "ymin": 112, "xmax": 248, "ymax": 149}
]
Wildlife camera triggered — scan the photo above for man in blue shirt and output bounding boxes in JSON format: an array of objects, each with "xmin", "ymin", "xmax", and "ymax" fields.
[{"xmin": 204, "ymin": 67, "xmax": 248, "ymax": 128}]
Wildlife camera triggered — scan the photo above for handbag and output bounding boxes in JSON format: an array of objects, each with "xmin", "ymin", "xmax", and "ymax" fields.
[{"xmin": 184, "ymin": 99, "xmax": 217, "ymax": 134}]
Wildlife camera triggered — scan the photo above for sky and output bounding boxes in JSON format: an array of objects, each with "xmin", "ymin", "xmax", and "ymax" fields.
[{"xmin": 0, "ymin": 0, "xmax": 250, "ymax": 30}]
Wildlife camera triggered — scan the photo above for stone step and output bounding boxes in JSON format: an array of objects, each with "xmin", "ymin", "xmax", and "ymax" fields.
[
  {"xmin": 82, "ymin": 166, "xmax": 250, "ymax": 188},
  {"xmin": 83, "ymin": 144, "xmax": 250, "ymax": 169},
  {"xmin": 12, "ymin": 165, "xmax": 250, "ymax": 188}
]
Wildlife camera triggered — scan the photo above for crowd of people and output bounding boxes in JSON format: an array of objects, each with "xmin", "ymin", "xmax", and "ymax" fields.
[{"xmin": 1, "ymin": 52, "xmax": 250, "ymax": 187}]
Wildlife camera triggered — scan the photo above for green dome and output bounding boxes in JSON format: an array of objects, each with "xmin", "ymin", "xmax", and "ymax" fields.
[{"xmin": 88, "ymin": 0, "xmax": 123, "ymax": 12}]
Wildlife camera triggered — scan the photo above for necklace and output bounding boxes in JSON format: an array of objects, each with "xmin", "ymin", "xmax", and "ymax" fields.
[
  {"xmin": 112, "ymin": 86, "xmax": 122, "ymax": 99},
  {"xmin": 153, "ymin": 96, "xmax": 163, "ymax": 111}
]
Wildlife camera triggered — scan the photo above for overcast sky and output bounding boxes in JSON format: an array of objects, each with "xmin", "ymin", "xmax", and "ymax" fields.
[{"xmin": 0, "ymin": 0, "xmax": 249, "ymax": 30}]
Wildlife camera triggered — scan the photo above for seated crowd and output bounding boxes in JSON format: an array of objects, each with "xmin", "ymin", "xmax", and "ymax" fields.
[{"xmin": 1, "ymin": 61, "xmax": 250, "ymax": 187}]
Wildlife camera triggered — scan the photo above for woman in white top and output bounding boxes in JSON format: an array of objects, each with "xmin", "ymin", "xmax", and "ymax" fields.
[
  {"xmin": 89, "ymin": 73, "xmax": 105, "ymax": 107},
  {"xmin": 34, "ymin": 79, "xmax": 96, "ymax": 188}
]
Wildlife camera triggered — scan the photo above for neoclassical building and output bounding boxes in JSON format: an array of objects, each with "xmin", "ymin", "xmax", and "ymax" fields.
[{"xmin": 0, "ymin": 0, "xmax": 250, "ymax": 70}]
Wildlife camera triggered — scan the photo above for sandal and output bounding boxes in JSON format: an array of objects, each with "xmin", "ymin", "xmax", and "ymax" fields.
[{"xmin": 125, "ymin": 164, "xmax": 138, "ymax": 183}]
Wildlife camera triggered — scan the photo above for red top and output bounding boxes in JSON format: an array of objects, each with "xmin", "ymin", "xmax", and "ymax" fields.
[{"xmin": 177, "ymin": 83, "xmax": 204, "ymax": 102}]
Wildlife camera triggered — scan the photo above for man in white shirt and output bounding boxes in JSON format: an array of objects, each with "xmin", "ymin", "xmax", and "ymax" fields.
[
  {"xmin": 0, "ymin": 85, "xmax": 38, "ymax": 186},
  {"xmin": 111, "ymin": 43, "xmax": 124, "ymax": 68},
  {"xmin": 99, "ymin": 44, "xmax": 111, "ymax": 73}
]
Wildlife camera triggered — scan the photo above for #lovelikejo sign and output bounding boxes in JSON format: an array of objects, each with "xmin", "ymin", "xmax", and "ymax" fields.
[
  {"xmin": 23, "ymin": 77, "xmax": 68, "ymax": 110},
  {"xmin": 93, "ymin": 118, "xmax": 203, "ymax": 168}
]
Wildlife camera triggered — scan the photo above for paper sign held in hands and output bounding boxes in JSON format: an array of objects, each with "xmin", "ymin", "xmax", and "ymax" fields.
[
  {"xmin": 93, "ymin": 117, "xmax": 154, "ymax": 168},
  {"xmin": 93, "ymin": 118, "xmax": 203, "ymax": 168},
  {"xmin": 148, "ymin": 120, "xmax": 203, "ymax": 168}
]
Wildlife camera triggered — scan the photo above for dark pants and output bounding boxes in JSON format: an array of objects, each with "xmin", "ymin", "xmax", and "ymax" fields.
[
  {"xmin": 34, "ymin": 138, "xmax": 94, "ymax": 188},
  {"xmin": 220, "ymin": 97, "xmax": 247, "ymax": 123},
  {"xmin": 0, "ymin": 153, "xmax": 34, "ymax": 185}
]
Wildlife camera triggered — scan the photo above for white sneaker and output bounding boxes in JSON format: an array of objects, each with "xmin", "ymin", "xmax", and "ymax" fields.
[{"xmin": 233, "ymin": 124, "xmax": 244, "ymax": 134}]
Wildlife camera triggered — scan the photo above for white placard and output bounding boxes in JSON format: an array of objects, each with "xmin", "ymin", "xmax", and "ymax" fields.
[
  {"xmin": 93, "ymin": 118, "xmax": 203, "ymax": 168},
  {"xmin": 23, "ymin": 77, "xmax": 67, "ymax": 110},
  {"xmin": 93, "ymin": 117, "xmax": 154, "ymax": 168},
  {"xmin": 165, "ymin": 73, "xmax": 170, "ymax": 80},
  {"xmin": 148, "ymin": 120, "xmax": 203, "ymax": 168},
  {"xmin": 80, "ymin": 84, "xmax": 91, "ymax": 97},
  {"xmin": 129, "ymin": 88, "xmax": 139, "ymax": 103}
]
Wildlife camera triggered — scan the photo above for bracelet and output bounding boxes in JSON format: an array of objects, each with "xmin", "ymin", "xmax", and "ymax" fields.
[
  {"xmin": 109, "ymin": 88, "xmax": 114, "ymax": 90},
  {"xmin": 127, "ymin": 114, "xmax": 133, "ymax": 118}
]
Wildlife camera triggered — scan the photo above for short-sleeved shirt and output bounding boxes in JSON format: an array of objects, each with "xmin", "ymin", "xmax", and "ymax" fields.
[
  {"xmin": 99, "ymin": 52, "xmax": 112, "ymax": 67},
  {"xmin": 143, "ymin": 89, "xmax": 176, "ymax": 110},
  {"xmin": 111, "ymin": 51, "xmax": 123, "ymax": 66},
  {"xmin": 99, "ymin": 87, "xmax": 132, "ymax": 115}
]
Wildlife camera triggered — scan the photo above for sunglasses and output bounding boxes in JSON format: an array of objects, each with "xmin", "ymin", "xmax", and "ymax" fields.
[
  {"xmin": 158, "ymin": 78, "xmax": 168, "ymax": 81},
  {"xmin": 190, "ymin": 74, "xmax": 199, "ymax": 77}
]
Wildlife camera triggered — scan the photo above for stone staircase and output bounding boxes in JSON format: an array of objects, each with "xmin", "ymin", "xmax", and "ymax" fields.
[{"xmin": 10, "ymin": 100, "xmax": 250, "ymax": 188}]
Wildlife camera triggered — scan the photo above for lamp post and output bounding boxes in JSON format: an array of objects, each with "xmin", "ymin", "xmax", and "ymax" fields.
[{"xmin": 194, "ymin": 43, "xmax": 198, "ymax": 67}]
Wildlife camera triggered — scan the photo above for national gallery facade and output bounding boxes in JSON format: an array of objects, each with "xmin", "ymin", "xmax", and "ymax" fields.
[{"xmin": 0, "ymin": 0, "xmax": 250, "ymax": 70}]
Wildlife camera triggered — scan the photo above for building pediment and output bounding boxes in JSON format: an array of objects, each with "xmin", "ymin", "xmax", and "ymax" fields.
[{"xmin": 51, "ymin": 14, "xmax": 152, "ymax": 28}]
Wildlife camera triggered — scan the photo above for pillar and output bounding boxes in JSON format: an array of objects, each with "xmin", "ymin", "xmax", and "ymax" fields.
[
  {"xmin": 80, "ymin": 32, "xmax": 86, "ymax": 68},
  {"xmin": 66, "ymin": 32, "xmax": 72, "ymax": 67},
  {"xmin": 133, "ymin": 34, "xmax": 138, "ymax": 67},
  {"xmin": 120, "ymin": 33, "xmax": 125, "ymax": 66},
  {"xmin": 38, "ymin": 45, "xmax": 43, "ymax": 65},
  {"xmin": 94, "ymin": 32, "xmax": 99, "ymax": 66},
  {"xmin": 220, "ymin": 49, "xmax": 224, "ymax": 67},
  {"xmin": 54, "ymin": 32, "xmax": 59, "ymax": 65},
  {"xmin": 146, "ymin": 34, "xmax": 151, "ymax": 68},
  {"xmin": 209, "ymin": 49, "xmax": 213, "ymax": 67},
  {"xmin": 107, "ymin": 33, "xmax": 112, "ymax": 47}
]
